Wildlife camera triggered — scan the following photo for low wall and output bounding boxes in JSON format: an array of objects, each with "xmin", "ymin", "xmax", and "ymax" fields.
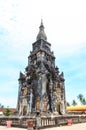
[{"xmin": 0, "ymin": 115, "xmax": 86, "ymax": 128}]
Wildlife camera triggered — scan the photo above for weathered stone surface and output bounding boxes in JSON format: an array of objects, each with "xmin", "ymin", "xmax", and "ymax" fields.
[{"xmin": 17, "ymin": 21, "xmax": 66, "ymax": 116}]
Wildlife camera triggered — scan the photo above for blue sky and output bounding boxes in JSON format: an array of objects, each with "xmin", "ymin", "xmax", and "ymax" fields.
[{"xmin": 0, "ymin": 0, "xmax": 86, "ymax": 108}]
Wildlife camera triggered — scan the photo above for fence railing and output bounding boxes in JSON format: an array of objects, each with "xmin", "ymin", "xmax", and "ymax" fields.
[{"xmin": 0, "ymin": 115, "xmax": 86, "ymax": 128}]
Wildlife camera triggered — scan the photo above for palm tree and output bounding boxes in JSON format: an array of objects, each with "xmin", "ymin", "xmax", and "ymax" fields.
[
  {"xmin": 0, "ymin": 103, "xmax": 4, "ymax": 108},
  {"xmin": 67, "ymin": 102, "xmax": 70, "ymax": 106},
  {"xmin": 77, "ymin": 94, "xmax": 84, "ymax": 105},
  {"xmin": 77, "ymin": 94, "xmax": 86, "ymax": 105},
  {"xmin": 82, "ymin": 98, "xmax": 86, "ymax": 105},
  {"xmin": 72, "ymin": 100, "xmax": 77, "ymax": 106}
]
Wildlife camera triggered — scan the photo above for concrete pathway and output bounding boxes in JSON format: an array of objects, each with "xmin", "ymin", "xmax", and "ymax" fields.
[
  {"xmin": 0, "ymin": 126, "xmax": 26, "ymax": 130},
  {"xmin": 0, "ymin": 123, "xmax": 86, "ymax": 130}
]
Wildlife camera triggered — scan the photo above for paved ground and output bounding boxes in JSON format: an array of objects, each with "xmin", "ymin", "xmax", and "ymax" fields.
[
  {"xmin": 44, "ymin": 123, "xmax": 86, "ymax": 130},
  {"xmin": 0, "ymin": 123, "xmax": 86, "ymax": 130}
]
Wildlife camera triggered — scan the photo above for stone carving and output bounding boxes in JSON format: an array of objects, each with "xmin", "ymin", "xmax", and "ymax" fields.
[
  {"xmin": 42, "ymin": 94, "xmax": 48, "ymax": 111},
  {"xmin": 17, "ymin": 21, "xmax": 66, "ymax": 116},
  {"xmin": 36, "ymin": 98, "xmax": 40, "ymax": 110},
  {"xmin": 22, "ymin": 98, "xmax": 27, "ymax": 106},
  {"xmin": 43, "ymin": 99, "xmax": 48, "ymax": 111},
  {"xmin": 22, "ymin": 87, "xmax": 28, "ymax": 96}
]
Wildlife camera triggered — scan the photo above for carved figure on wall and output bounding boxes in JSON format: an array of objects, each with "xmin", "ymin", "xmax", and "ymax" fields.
[
  {"xmin": 56, "ymin": 83, "xmax": 61, "ymax": 94},
  {"xmin": 36, "ymin": 98, "xmax": 40, "ymax": 110},
  {"xmin": 22, "ymin": 98, "xmax": 27, "ymax": 115},
  {"xmin": 43, "ymin": 98, "xmax": 48, "ymax": 111},
  {"xmin": 23, "ymin": 106, "xmax": 27, "ymax": 115},
  {"xmin": 22, "ymin": 87, "xmax": 28, "ymax": 96},
  {"xmin": 52, "ymin": 92, "xmax": 57, "ymax": 112},
  {"xmin": 22, "ymin": 98, "xmax": 27, "ymax": 106}
]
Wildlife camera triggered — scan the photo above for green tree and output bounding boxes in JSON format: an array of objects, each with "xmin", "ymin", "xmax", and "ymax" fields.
[
  {"xmin": 82, "ymin": 98, "xmax": 86, "ymax": 105},
  {"xmin": 72, "ymin": 100, "xmax": 77, "ymax": 106},
  {"xmin": 77, "ymin": 94, "xmax": 86, "ymax": 105},
  {"xmin": 4, "ymin": 108, "xmax": 11, "ymax": 116},
  {"xmin": 67, "ymin": 102, "xmax": 70, "ymax": 106},
  {"xmin": 0, "ymin": 103, "xmax": 4, "ymax": 108}
]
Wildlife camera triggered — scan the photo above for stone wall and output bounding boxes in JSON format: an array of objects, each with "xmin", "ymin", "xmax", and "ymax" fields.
[{"xmin": 0, "ymin": 115, "xmax": 86, "ymax": 128}]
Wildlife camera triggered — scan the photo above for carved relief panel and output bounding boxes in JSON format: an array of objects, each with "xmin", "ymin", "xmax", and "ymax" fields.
[
  {"xmin": 56, "ymin": 84, "xmax": 62, "ymax": 103},
  {"xmin": 22, "ymin": 87, "xmax": 28, "ymax": 96},
  {"xmin": 22, "ymin": 98, "xmax": 27, "ymax": 106},
  {"xmin": 43, "ymin": 98, "xmax": 48, "ymax": 111},
  {"xmin": 36, "ymin": 99, "xmax": 40, "ymax": 110}
]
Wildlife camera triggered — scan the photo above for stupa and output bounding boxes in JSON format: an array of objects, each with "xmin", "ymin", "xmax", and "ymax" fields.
[{"xmin": 17, "ymin": 20, "xmax": 66, "ymax": 116}]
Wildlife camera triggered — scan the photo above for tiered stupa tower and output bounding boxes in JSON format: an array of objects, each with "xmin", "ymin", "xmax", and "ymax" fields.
[{"xmin": 17, "ymin": 20, "xmax": 66, "ymax": 116}]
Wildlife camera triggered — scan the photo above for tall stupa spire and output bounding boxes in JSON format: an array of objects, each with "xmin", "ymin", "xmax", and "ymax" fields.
[
  {"xmin": 36, "ymin": 19, "xmax": 47, "ymax": 41},
  {"xmin": 17, "ymin": 21, "xmax": 66, "ymax": 116}
]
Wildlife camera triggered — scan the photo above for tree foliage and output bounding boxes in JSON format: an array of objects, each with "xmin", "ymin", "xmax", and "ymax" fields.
[
  {"xmin": 72, "ymin": 100, "xmax": 77, "ymax": 106},
  {"xmin": 0, "ymin": 103, "xmax": 4, "ymax": 108},
  {"xmin": 4, "ymin": 108, "xmax": 11, "ymax": 116},
  {"xmin": 77, "ymin": 94, "xmax": 86, "ymax": 105},
  {"xmin": 67, "ymin": 93, "xmax": 86, "ymax": 106},
  {"xmin": 67, "ymin": 102, "xmax": 70, "ymax": 106}
]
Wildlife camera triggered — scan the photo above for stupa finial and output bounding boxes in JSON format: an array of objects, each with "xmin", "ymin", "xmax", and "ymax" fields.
[{"xmin": 36, "ymin": 20, "xmax": 47, "ymax": 41}]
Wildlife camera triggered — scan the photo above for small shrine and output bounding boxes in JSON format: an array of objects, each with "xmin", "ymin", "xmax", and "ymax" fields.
[{"xmin": 17, "ymin": 20, "xmax": 66, "ymax": 116}]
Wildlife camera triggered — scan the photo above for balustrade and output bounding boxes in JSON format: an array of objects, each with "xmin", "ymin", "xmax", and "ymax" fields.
[{"xmin": 0, "ymin": 115, "xmax": 86, "ymax": 128}]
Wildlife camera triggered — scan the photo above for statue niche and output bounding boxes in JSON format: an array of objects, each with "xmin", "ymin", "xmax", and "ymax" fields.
[
  {"xmin": 56, "ymin": 83, "xmax": 62, "ymax": 114},
  {"xmin": 57, "ymin": 102, "xmax": 62, "ymax": 115},
  {"xmin": 22, "ymin": 98, "xmax": 27, "ymax": 115}
]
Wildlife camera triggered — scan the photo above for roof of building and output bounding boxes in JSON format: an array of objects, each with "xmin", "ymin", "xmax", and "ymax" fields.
[{"xmin": 0, "ymin": 108, "xmax": 16, "ymax": 113}]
